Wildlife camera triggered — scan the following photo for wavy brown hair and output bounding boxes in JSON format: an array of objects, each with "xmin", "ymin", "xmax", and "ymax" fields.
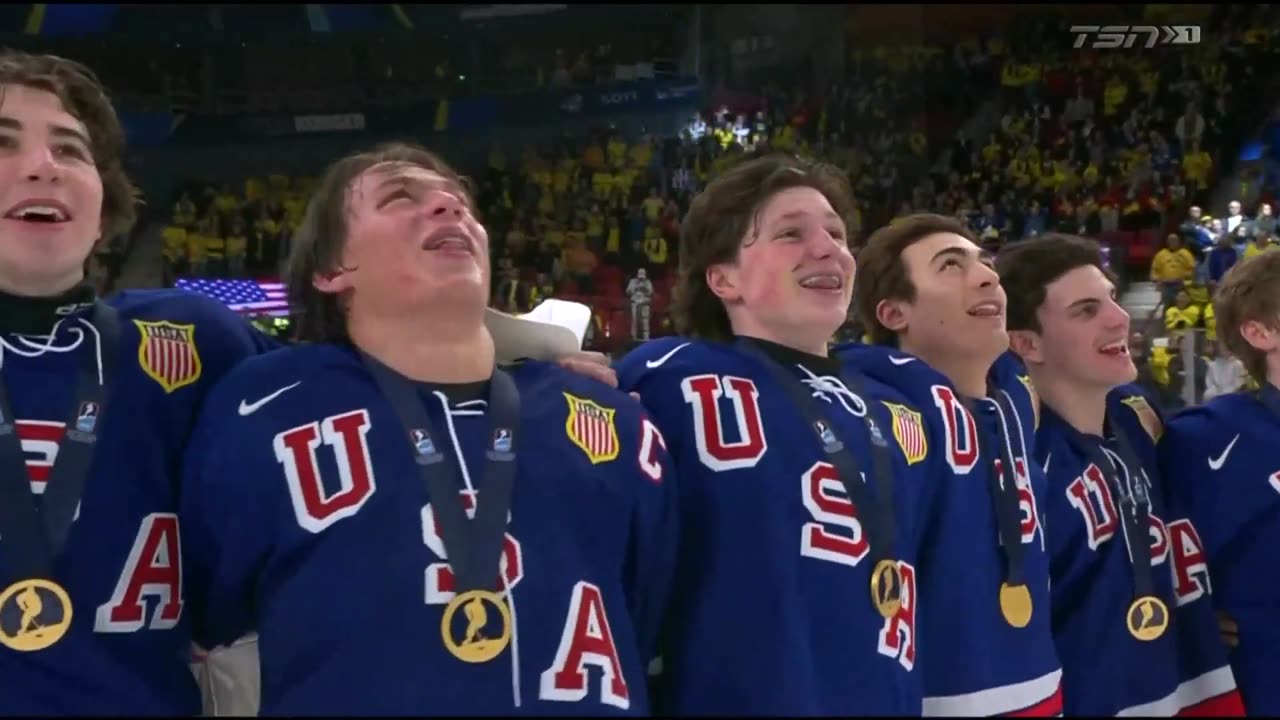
[{"xmin": 0, "ymin": 51, "xmax": 138, "ymax": 241}]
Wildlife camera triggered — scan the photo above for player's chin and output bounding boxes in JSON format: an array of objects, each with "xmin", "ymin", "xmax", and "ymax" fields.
[{"xmin": 1093, "ymin": 359, "xmax": 1139, "ymax": 386}]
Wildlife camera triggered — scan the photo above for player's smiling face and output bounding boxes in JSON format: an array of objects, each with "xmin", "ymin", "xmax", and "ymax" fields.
[
  {"xmin": 0, "ymin": 84, "xmax": 103, "ymax": 296},
  {"xmin": 336, "ymin": 162, "xmax": 489, "ymax": 314},
  {"xmin": 1019, "ymin": 265, "xmax": 1136, "ymax": 390},
  {"xmin": 707, "ymin": 185, "xmax": 854, "ymax": 353},
  {"xmin": 893, "ymin": 232, "xmax": 1008, "ymax": 361}
]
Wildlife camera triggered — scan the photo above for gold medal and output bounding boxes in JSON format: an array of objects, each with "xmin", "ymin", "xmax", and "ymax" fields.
[
  {"xmin": 441, "ymin": 589, "xmax": 511, "ymax": 663},
  {"xmin": 0, "ymin": 578, "xmax": 73, "ymax": 652},
  {"xmin": 869, "ymin": 559, "xmax": 903, "ymax": 619},
  {"xmin": 1126, "ymin": 596, "xmax": 1169, "ymax": 641},
  {"xmin": 999, "ymin": 582, "xmax": 1033, "ymax": 628}
]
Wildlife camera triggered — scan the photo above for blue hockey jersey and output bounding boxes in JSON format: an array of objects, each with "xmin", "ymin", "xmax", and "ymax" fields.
[
  {"xmin": 179, "ymin": 342, "xmax": 677, "ymax": 715},
  {"xmin": 836, "ymin": 345, "xmax": 1063, "ymax": 716},
  {"xmin": 616, "ymin": 336, "xmax": 938, "ymax": 716},
  {"xmin": 1159, "ymin": 385, "xmax": 1280, "ymax": 715},
  {"xmin": 1036, "ymin": 383, "xmax": 1241, "ymax": 716},
  {"xmin": 0, "ymin": 288, "xmax": 276, "ymax": 714}
]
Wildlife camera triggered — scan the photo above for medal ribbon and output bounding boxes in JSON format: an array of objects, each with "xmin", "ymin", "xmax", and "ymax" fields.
[{"xmin": 0, "ymin": 303, "xmax": 119, "ymax": 584}]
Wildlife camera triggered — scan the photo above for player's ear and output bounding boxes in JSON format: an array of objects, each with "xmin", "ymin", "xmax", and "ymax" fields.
[
  {"xmin": 705, "ymin": 263, "xmax": 740, "ymax": 303},
  {"xmin": 1007, "ymin": 329, "xmax": 1044, "ymax": 364},
  {"xmin": 1238, "ymin": 318, "xmax": 1280, "ymax": 353},
  {"xmin": 313, "ymin": 269, "xmax": 351, "ymax": 295},
  {"xmin": 875, "ymin": 298, "xmax": 908, "ymax": 334}
]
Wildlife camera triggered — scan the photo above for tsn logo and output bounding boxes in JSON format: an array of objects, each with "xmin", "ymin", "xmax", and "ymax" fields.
[
  {"xmin": 680, "ymin": 374, "xmax": 918, "ymax": 671},
  {"xmin": 1066, "ymin": 449, "xmax": 1212, "ymax": 606},
  {"xmin": 273, "ymin": 409, "xmax": 668, "ymax": 710}
]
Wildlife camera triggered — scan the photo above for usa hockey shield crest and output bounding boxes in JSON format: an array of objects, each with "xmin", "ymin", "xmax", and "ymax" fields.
[
  {"xmin": 882, "ymin": 401, "xmax": 928, "ymax": 465},
  {"xmin": 133, "ymin": 320, "xmax": 203, "ymax": 393},
  {"xmin": 563, "ymin": 393, "xmax": 619, "ymax": 464}
]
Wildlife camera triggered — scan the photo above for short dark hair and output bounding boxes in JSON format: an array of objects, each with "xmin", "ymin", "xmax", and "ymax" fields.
[
  {"xmin": 854, "ymin": 213, "xmax": 977, "ymax": 346},
  {"xmin": 672, "ymin": 153, "xmax": 855, "ymax": 341},
  {"xmin": 286, "ymin": 141, "xmax": 475, "ymax": 344},
  {"xmin": 1215, "ymin": 250, "xmax": 1280, "ymax": 383},
  {"xmin": 996, "ymin": 233, "xmax": 1107, "ymax": 333},
  {"xmin": 0, "ymin": 51, "xmax": 138, "ymax": 241}
]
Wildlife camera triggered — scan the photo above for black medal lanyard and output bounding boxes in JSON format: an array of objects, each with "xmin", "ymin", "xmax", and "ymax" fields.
[
  {"xmin": 360, "ymin": 351, "xmax": 520, "ymax": 598},
  {"xmin": 0, "ymin": 303, "xmax": 120, "ymax": 584},
  {"xmin": 736, "ymin": 340, "xmax": 902, "ymax": 616},
  {"xmin": 964, "ymin": 389, "xmax": 1032, "ymax": 620},
  {"xmin": 1062, "ymin": 416, "xmax": 1161, "ymax": 622}
]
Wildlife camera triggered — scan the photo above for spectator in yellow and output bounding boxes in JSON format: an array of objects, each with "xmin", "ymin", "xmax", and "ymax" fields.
[
  {"xmin": 1164, "ymin": 289, "xmax": 1202, "ymax": 332},
  {"xmin": 642, "ymin": 187, "xmax": 664, "ymax": 223},
  {"xmin": 1181, "ymin": 140, "xmax": 1212, "ymax": 193},
  {"xmin": 187, "ymin": 216, "xmax": 214, "ymax": 277},
  {"xmin": 528, "ymin": 272, "xmax": 555, "ymax": 310},
  {"xmin": 562, "ymin": 236, "xmax": 599, "ymax": 292},
  {"xmin": 161, "ymin": 223, "xmax": 188, "ymax": 280},
  {"xmin": 1202, "ymin": 300, "xmax": 1216, "ymax": 342},
  {"xmin": 226, "ymin": 217, "xmax": 248, "ymax": 278},
  {"xmin": 1150, "ymin": 233, "xmax": 1196, "ymax": 306},
  {"xmin": 604, "ymin": 215, "xmax": 622, "ymax": 258},
  {"xmin": 1243, "ymin": 232, "xmax": 1275, "ymax": 260},
  {"xmin": 642, "ymin": 226, "xmax": 668, "ymax": 266}
]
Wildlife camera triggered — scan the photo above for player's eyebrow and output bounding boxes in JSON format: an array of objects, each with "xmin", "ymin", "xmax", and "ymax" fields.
[{"xmin": 0, "ymin": 116, "xmax": 93, "ymax": 150}]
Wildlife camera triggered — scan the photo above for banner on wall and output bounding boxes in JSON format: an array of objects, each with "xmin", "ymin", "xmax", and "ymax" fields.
[{"xmin": 122, "ymin": 77, "xmax": 702, "ymax": 146}]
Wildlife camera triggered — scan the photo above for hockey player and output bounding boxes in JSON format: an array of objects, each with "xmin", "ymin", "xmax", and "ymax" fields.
[
  {"xmin": 0, "ymin": 51, "xmax": 281, "ymax": 714},
  {"xmin": 617, "ymin": 154, "xmax": 944, "ymax": 715},
  {"xmin": 0, "ymin": 51, "xmax": 616, "ymax": 715},
  {"xmin": 178, "ymin": 142, "xmax": 678, "ymax": 715},
  {"xmin": 839, "ymin": 213, "xmax": 1063, "ymax": 715},
  {"xmin": 1159, "ymin": 250, "xmax": 1280, "ymax": 714},
  {"xmin": 997, "ymin": 234, "xmax": 1241, "ymax": 715}
]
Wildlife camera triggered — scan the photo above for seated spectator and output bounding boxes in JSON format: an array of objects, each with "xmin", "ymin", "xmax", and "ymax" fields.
[{"xmin": 1164, "ymin": 289, "xmax": 1202, "ymax": 333}]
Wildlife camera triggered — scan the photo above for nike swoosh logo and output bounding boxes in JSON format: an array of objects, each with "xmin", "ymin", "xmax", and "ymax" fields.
[
  {"xmin": 238, "ymin": 382, "xmax": 302, "ymax": 416},
  {"xmin": 646, "ymin": 342, "xmax": 692, "ymax": 369},
  {"xmin": 1208, "ymin": 434, "xmax": 1240, "ymax": 471},
  {"xmin": 888, "ymin": 356, "xmax": 916, "ymax": 366}
]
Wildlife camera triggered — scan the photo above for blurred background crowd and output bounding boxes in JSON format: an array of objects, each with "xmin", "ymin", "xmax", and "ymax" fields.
[{"xmin": 29, "ymin": 2, "xmax": 1280, "ymax": 408}]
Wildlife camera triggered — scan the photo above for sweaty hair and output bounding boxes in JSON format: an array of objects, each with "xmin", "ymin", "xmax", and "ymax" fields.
[
  {"xmin": 996, "ymin": 233, "xmax": 1107, "ymax": 333},
  {"xmin": 1214, "ymin": 250, "xmax": 1280, "ymax": 383},
  {"xmin": 286, "ymin": 141, "xmax": 475, "ymax": 344},
  {"xmin": 854, "ymin": 213, "xmax": 976, "ymax": 346},
  {"xmin": 0, "ymin": 51, "xmax": 138, "ymax": 242},
  {"xmin": 672, "ymin": 153, "xmax": 855, "ymax": 341}
]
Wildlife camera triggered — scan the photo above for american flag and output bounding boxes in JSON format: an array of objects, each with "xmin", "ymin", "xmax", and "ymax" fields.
[{"xmin": 174, "ymin": 277, "xmax": 291, "ymax": 317}]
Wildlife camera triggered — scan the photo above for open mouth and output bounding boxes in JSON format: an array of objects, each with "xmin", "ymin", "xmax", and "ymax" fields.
[
  {"xmin": 798, "ymin": 273, "xmax": 843, "ymax": 291},
  {"xmin": 4, "ymin": 200, "xmax": 72, "ymax": 225},
  {"xmin": 1098, "ymin": 341, "xmax": 1129, "ymax": 357},
  {"xmin": 967, "ymin": 300, "xmax": 1003, "ymax": 318},
  {"xmin": 421, "ymin": 227, "xmax": 472, "ymax": 254}
]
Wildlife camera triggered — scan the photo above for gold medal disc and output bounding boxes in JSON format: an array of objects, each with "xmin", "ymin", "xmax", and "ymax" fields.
[
  {"xmin": 441, "ymin": 589, "xmax": 512, "ymax": 663},
  {"xmin": 0, "ymin": 579, "xmax": 73, "ymax": 652},
  {"xmin": 870, "ymin": 559, "xmax": 903, "ymax": 619},
  {"xmin": 999, "ymin": 582, "xmax": 1033, "ymax": 629},
  {"xmin": 1126, "ymin": 596, "xmax": 1169, "ymax": 641}
]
